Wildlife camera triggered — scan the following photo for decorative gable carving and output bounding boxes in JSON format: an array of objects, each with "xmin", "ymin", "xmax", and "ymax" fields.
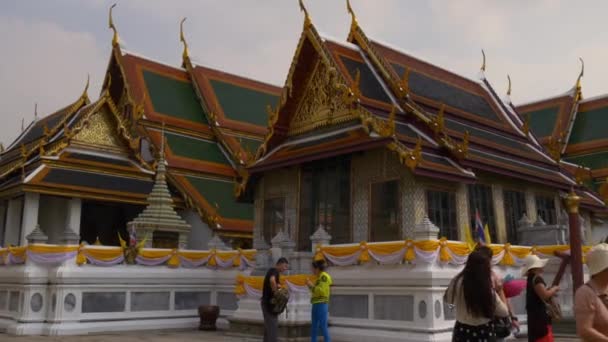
[
  {"xmin": 289, "ymin": 60, "xmax": 356, "ymax": 136},
  {"xmin": 73, "ymin": 107, "xmax": 126, "ymax": 151}
]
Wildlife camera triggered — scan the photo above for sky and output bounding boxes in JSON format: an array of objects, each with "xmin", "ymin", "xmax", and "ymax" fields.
[{"xmin": 1, "ymin": 0, "xmax": 608, "ymax": 145}]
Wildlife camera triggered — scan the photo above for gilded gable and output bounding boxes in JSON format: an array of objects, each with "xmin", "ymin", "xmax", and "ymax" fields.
[
  {"xmin": 72, "ymin": 107, "xmax": 126, "ymax": 151},
  {"xmin": 289, "ymin": 60, "xmax": 356, "ymax": 136}
]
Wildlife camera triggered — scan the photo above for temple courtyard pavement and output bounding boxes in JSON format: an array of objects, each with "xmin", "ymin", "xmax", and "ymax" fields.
[{"xmin": 0, "ymin": 331, "xmax": 581, "ymax": 342}]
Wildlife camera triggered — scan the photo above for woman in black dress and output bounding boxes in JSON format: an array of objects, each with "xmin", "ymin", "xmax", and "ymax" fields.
[
  {"xmin": 445, "ymin": 247, "xmax": 509, "ymax": 341},
  {"xmin": 522, "ymin": 255, "xmax": 559, "ymax": 342}
]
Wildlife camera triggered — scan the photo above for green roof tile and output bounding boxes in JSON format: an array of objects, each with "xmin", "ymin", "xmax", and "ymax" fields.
[
  {"xmin": 569, "ymin": 106, "xmax": 608, "ymax": 144},
  {"xmin": 526, "ymin": 106, "xmax": 559, "ymax": 138},
  {"xmin": 565, "ymin": 151, "xmax": 608, "ymax": 171},
  {"xmin": 186, "ymin": 176, "xmax": 253, "ymax": 220},
  {"xmin": 142, "ymin": 70, "xmax": 208, "ymax": 125},
  {"xmin": 209, "ymin": 80, "xmax": 278, "ymax": 127},
  {"xmin": 166, "ymin": 133, "xmax": 230, "ymax": 165}
]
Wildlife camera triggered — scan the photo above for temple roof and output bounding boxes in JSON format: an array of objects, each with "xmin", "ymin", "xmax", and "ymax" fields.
[{"xmin": 243, "ymin": 2, "xmax": 603, "ymax": 212}]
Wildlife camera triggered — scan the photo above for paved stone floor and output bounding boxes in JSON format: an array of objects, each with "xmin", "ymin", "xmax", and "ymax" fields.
[{"xmin": 0, "ymin": 331, "xmax": 581, "ymax": 341}]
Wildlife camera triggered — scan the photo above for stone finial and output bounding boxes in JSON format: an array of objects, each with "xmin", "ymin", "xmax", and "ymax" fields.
[
  {"xmin": 310, "ymin": 225, "xmax": 332, "ymax": 253},
  {"xmin": 534, "ymin": 215, "xmax": 546, "ymax": 226},
  {"xmin": 61, "ymin": 226, "xmax": 80, "ymax": 245},
  {"xmin": 413, "ymin": 216, "xmax": 440, "ymax": 240},
  {"xmin": 518, "ymin": 213, "xmax": 532, "ymax": 227},
  {"xmin": 271, "ymin": 230, "xmax": 287, "ymax": 249},
  {"xmin": 207, "ymin": 234, "xmax": 229, "ymax": 251},
  {"xmin": 26, "ymin": 224, "xmax": 48, "ymax": 244}
]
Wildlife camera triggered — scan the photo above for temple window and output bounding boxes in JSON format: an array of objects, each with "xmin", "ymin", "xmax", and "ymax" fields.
[
  {"xmin": 467, "ymin": 184, "xmax": 496, "ymax": 242},
  {"xmin": 426, "ymin": 189, "xmax": 458, "ymax": 240},
  {"xmin": 536, "ymin": 195, "xmax": 557, "ymax": 224},
  {"xmin": 263, "ymin": 197, "xmax": 285, "ymax": 244},
  {"xmin": 503, "ymin": 190, "xmax": 526, "ymax": 243},
  {"xmin": 298, "ymin": 156, "xmax": 351, "ymax": 251},
  {"xmin": 370, "ymin": 180, "xmax": 400, "ymax": 242}
]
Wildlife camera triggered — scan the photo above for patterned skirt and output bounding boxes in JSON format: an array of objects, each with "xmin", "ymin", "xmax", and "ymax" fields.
[{"xmin": 452, "ymin": 321, "xmax": 496, "ymax": 342}]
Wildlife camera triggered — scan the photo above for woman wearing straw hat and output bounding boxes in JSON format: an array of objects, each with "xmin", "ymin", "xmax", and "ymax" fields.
[
  {"xmin": 575, "ymin": 243, "xmax": 608, "ymax": 340},
  {"xmin": 522, "ymin": 255, "xmax": 559, "ymax": 342}
]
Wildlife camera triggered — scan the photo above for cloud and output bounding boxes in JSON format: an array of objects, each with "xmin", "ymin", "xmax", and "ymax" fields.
[{"xmin": 0, "ymin": 15, "xmax": 106, "ymax": 145}]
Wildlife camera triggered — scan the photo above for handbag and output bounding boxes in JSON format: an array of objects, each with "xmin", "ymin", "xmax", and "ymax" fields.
[
  {"xmin": 533, "ymin": 275, "xmax": 562, "ymax": 321},
  {"xmin": 491, "ymin": 316, "xmax": 511, "ymax": 339}
]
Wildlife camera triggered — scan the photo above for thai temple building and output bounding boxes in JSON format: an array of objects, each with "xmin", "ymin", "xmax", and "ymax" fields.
[
  {"xmin": 0, "ymin": 1, "xmax": 604, "ymax": 341},
  {"xmin": 0, "ymin": 12, "xmax": 281, "ymax": 251}
]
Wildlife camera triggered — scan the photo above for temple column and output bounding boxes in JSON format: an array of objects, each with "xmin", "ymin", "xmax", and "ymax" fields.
[
  {"xmin": 402, "ymin": 174, "xmax": 426, "ymax": 239},
  {"xmin": 20, "ymin": 192, "xmax": 40, "ymax": 245},
  {"xmin": 565, "ymin": 190, "xmax": 584, "ymax": 295},
  {"xmin": 61, "ymin": 198, "xmax": 81, "ymax": 244},
  {"xmin": 456, "ymin": 184, "xmax": 470, "ymax": 241},
  {"xmin": 491, "ymin": 184, "xmax": 507, "ymax": 243},
  {"xmin": 4, "ymin": 197, "xmax": 23, "ymax": 246}
]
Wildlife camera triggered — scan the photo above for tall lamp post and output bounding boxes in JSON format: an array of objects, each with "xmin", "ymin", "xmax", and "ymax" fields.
[{"xmin": 564, "ymin": 189, "xmax": 584, "ymax": 295}]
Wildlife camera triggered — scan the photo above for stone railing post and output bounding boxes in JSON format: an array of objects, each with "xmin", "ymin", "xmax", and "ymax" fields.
[
  {"xmin": 60, "ymin": 226, "xmax": 80, "ymax": 245},
  {"xmin": 279, "ymin": 233, "xmax": 296, "ymax": 261},
  {"xmin": 207, "ymin": 234, "xmax": 230, "ymax": 251},
  {"xmin": 516, "ymin": 213, "xmax": 533, "ymax": 245},
  {"xmin": 310, "ymin": 225, "xmax": 331, "ymax": 253},
  {"xmin": 413, "ymin": 216, "xmax": 439, "ymax": 240},
  {"xmin": 26, "ymin": 224, "xmax": 48, "ymax": 244}
]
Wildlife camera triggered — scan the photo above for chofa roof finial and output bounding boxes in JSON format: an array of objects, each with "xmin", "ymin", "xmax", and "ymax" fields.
[
  {"xmin": 480, "ymin": 49, "xmax": 486, "ymax": 72},
  {"xmin": 299, "ymin": 0, "xmax": 312, "ymax": 28},
  {"xmin": 507, "ymin": 74, "xmax": 512, "ymax": 96},
  {"xmin": 180, "ymin": 18, "xmax": 190, "ymax": 63},
  {"xmin": 108, "ymin": 4, "xmax": 120, "ymax": 47}
]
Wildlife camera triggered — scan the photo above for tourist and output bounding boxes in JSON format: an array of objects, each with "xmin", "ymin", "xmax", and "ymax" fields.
[
  {"xmin": 475, "ymin": 245, "xmax": 519, "ymax": 340},
  {"xmin": 261, "ymin": 257, "xmax": 289, "ymax": 342},
  {"xmin": 522, "ymin": 255, "xmax": 559, "ymax": 342},
  {"xmin": 307, "ymin": 259, "xmax": 332, "ymax": 342},
  {"xmin": 445, "ymin": 248, "xmax": 509, "ymax": 341},
  {"xmin": 575, "ymin": 244, "xmax": 608, "ymax": 340}
]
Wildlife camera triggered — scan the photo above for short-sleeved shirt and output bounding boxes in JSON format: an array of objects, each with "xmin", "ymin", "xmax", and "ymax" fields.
[
  {"xmin": 574, "ymin": 282, "xmax": 608, "ymax": 339},
  {"xmin": 262, "ymin": 268, "xmax": 280, "ymax": 307},
  {"xmin": 526, "ymin": 274, "xmax": 550, "ymax": 341}
]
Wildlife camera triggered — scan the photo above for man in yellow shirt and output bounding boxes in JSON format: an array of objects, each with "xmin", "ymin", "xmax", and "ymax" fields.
[{"xmin": 306, "ymin": 260, "xmax": 332, "ymax": 342}]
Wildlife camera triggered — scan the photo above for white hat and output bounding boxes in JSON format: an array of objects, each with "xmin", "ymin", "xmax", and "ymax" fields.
[
  {"xmin": 521, "ymin": 255, "xmax": 549, "ymax": 276},
  {"xmin": 586, "ymin": 243, "xmax": 608, "ymax": 276}
]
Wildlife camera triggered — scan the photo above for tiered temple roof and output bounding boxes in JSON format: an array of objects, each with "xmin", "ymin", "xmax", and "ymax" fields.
[
  {"xmin": 244, "ymin": 0, "xmax": 605, "ymax": 212},
  {"xmin": 517, "ymin": 62, "xmax": 608, "ymax": 203},
  {"xmin": 0, "ymin": 12, "xmax": 282, "ymax": 240}
]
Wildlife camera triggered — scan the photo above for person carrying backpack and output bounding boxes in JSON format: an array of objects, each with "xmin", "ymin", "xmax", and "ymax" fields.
[
  {"xmin": 261, "ymin": 257, "xmax": 289, "ymax": 342},
  {"xmin": 307, "ymin": 260, "xmax": 332, "ymax": 342}
]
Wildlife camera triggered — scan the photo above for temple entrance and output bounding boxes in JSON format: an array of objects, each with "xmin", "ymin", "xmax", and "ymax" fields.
[{"xmin": 80, "ymin": 200, "xmax": 144, "ymax": 246}]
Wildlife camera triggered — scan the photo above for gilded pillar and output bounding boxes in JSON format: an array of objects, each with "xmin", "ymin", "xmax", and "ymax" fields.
[{"xmin": 565, "ymin": 190, "xmax": 583, "ymax": 295}]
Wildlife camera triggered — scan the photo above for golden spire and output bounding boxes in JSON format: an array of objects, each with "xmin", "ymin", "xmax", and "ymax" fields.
[
  {"xmin": 180, "ymin": 18, "xmax": 190, "ymax": 63},
  {"xmin": 21, "ymin": 118, "xmax": 24, "ymax": 132},
  {"xmin": 108, "ymin": 4, "xmax": 120, "ymax": 47},
  {"xmin": 347, "ymin": 0, "xmax": 358, "ymax": 36},
  {"xmin": 480, "ymin": 49, "xmax": 486, "ymax": 72},
  {"xmin": 299, "ymin": 0, "xmax": 312, "ymax": 28},
  {"xmin": 34, "ymin": 103, "xmax": 38, "ymax": 121},
  {"xmin": 506, "ymin": 74, "xmax": 512, "ymax": 96}
]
